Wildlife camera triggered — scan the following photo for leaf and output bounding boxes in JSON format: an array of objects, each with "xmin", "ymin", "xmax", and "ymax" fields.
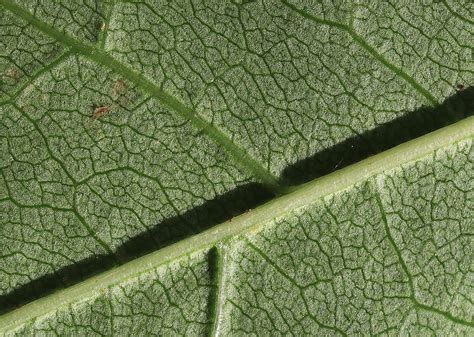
[
  {"xmin": 1, "ymin": 117, "xmax": 473, "ymax": 335},
  {"xmin": 0, "ymin": 0, "xmax": 473, "ymax": 334}
]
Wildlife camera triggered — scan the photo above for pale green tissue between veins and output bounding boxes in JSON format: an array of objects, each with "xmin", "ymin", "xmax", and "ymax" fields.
[
  {"xmin": 1, "ymin": 0, "xmax": 445, "ymax": 194},
  {"xmin": 1, "ymin": 0, "xmax": 472, "ymax": 333},
  {"xmin": 1, "ymin": 0, "xmax": 283, "ymax": 193},
  {"xmin": 1, "ymin": 116, "xmax": 472, "ymax": 333}
]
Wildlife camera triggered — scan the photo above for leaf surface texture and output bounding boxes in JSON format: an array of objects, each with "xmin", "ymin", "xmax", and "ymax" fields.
[{"xmin": 0, "ymin": 0, "xmax": 473, "ymax": 334}]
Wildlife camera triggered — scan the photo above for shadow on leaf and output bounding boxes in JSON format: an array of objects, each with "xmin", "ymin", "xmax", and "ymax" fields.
[
  {"xmin": 282, "ymin": 87, "xmax": 473, "ymax": 185},
  {"xmin": 0, "ymin": 87, "xmax": 472, "ymax": 314},
  {"xmin": 0, "ymin": 183, "xmax": 272, "ymax": 313}
]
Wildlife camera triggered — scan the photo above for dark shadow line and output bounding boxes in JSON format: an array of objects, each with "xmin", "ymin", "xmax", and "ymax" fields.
[
  {"xmin": 0, "ymin": 183, "xmax": 272, "ymax": 314},
  {"xmin": 282, "ymin": 87, "xmax": 473, "ymax": 186},
  {"xmin": 0, "ymin": 86, "xmax": 472, "ymax": 314},
  {"xmin": 206, "ymin": 246, "xmax": 220, "ymax": 336}
]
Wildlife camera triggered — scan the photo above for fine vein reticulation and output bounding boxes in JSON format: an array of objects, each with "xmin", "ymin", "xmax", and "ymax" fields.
[
  {"xmin": 1, "ymin": 0, "xmax": 283, "ymax": 193},
  {"xmin": 1, "ymin": 115, "xmax": 472, "ymax": 335},
  {"xmin": 1, "ymin": 0, "xmax": 473, "ymax": 334},
  {"xmin": 280, "ymin": 0, "xmax": 437, "ymax": 105}
]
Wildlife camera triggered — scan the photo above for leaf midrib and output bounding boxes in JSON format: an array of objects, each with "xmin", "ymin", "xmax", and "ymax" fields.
[
  {"xmin": 1, "ymin": 0, "xmax": 472, "ymax": 330},
  {"xmin": 1, "ymin": 116, "xmax": 472, "ymax": 332}
]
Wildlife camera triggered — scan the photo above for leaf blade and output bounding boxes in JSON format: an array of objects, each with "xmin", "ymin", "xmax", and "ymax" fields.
[{"xmin": 1, "ymin": 117, "xmax": 472, "ymax": 334}]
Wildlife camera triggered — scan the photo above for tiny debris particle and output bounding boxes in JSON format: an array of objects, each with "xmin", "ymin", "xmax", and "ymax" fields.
[
  {"xmin": 100, "ymin": 22, "xmax": 106, "ymax": 31},
  {"xmin": 93, "ymin": 105, "xmax": 110, "ymax": 119},
  {"xmin": 334, "ymin": 158, "xmax": 343, "ymax": 169},
  {"xmin": 456, "ymin": 84, "xmax": 465, "ymax": 91}
]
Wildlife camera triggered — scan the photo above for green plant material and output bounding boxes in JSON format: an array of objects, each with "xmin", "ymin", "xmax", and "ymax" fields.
[
  {"xmin": 1, "ymin": 116, "xmax": 472, "ymax": 335},
  {"xmin": 1, "ymin": 0, "xmax": 473, "ymax": 334}
]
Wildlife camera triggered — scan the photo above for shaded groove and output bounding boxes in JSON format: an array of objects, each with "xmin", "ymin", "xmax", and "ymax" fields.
[
  {"xmin": 207, "ymin": 246, "xmax": 225, "ymax": 337},
  {"xmin": 0, "ymin": 0, "xmax": 283, "ymax": 194},
  {"xmin": 280, "ymin": 0, "xmax": 438, "ymax": 105}
]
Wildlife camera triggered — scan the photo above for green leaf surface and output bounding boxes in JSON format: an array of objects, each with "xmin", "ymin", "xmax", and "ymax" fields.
[
  {"xmin": 1, "ymin": 0, "xmax": 473, "ymax": 334},
  {"xmin": 1, "ymin": 116, "xmax": 473, "ymax": 335}
]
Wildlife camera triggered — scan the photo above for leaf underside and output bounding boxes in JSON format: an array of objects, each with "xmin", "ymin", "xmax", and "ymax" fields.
[{"xmin": 0, "ymin": 0, "xmax": 473, "ymax": 335}]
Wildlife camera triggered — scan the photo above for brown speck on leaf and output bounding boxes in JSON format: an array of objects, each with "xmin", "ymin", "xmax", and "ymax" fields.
[
  {"xmin": 93, "ymin": 105, "xmax": 110, "ymax": 119},
  {"xmin": 456, "ymin": 84, "xmax": 465, "ymax": 91},
  {"xmin": 5, "ymin": 67, "xmax": 19, "ymax": 80},
  {"xmin": 112, "ymin": 79, "xmax": 126, "ymax": 97}
]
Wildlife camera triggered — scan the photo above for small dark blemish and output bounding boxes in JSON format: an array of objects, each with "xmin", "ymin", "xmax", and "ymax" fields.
[
  {"xmin": 5, "ymin": 67, "xmax": 19, "ymax": 81},
  {"xmin": 93, "ymin": 105, "xmax": 110, "ymax": 119}
]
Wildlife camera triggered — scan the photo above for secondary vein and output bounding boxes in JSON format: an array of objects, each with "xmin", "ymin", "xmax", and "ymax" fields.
[
  {"xmin": 0, "ymin": 115, "xmax": 472, "ymax": 332},
  {"xmin": 280, "ymin": 0, "xmax": 438, "ymax": 106},
  {"xmin": 374, "ymin": 190, "xmax": 474, "ymax": 328},
  {"xmin": 0, "ymin": 0, "xmax": 284, "ymax": 195}
]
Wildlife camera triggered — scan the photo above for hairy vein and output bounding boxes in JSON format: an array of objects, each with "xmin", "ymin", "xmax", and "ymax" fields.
[{"xmin": 0, "ymin": 0, "xmax": 284, "ymax": 195}]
